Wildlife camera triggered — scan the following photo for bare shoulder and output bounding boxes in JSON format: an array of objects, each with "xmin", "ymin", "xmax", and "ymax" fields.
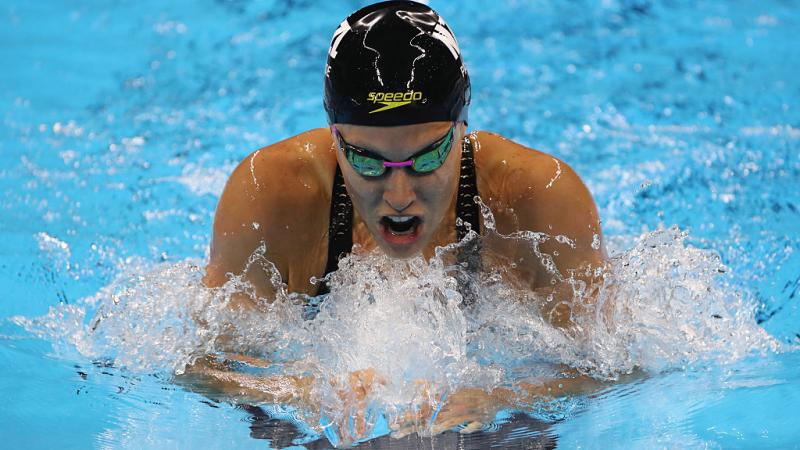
[
  {"xmin": 472, "ymin": 131, "xmax": 584, "ymax": 204},
  {"xmin": 472, "ymin": 130, "xmax": 605, "ymax": 272},
  {"xmin": 226, "ymin": 128, "xmax": 336, "ymax": 203},
  {"xmin": 204, "ymin": 128, "xmax": 336, "ymax": 295}
]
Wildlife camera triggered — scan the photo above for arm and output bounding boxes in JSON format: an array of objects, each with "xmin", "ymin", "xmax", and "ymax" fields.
[
  {"xmin": 178, "ymin": 355, "xmax": 313, "ymax": 406},
  {"xmin": 508, "ymin": 153, "xmax": 605, "ymax": 284},
  {"xmin": 390, "ymin": 368, "xmax": 644, "ymax": 437},
  {"xmin": 180, "ymin": 359, "xmax": 633, "ymax": 443},
  {"xmin": 516, "ymin": 155, "xmax": 606, "ymax": 327},
  {"xmin": 179, "ymin": 357, "xmax": 383, "ymax": 445},
  {"xmin": 203, "ymin": 147, "xmax": 289, "ymax": 306},
  {"xmin": 203, "ymin": 131, "xmax": 334, "ymax": 302},
  {"xmin": 477, "ymin": 133, "xmax": 606, "ymax": 328}
]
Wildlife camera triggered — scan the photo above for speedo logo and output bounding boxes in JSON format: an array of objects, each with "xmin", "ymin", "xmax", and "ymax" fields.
[{"xmin": 367, "ymin": 91, "xmax": 424, "ymax": 114}]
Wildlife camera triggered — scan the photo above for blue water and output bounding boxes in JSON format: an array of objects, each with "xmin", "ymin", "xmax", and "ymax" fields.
[{"xmin": 2, "ymin": 0, "xmax": 799, "ymax": 448}]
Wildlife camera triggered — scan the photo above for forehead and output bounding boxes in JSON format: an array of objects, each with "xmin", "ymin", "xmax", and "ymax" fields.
[{"xmin": 335, "ymin": 121, "xmax": 452, "ymax": 156}]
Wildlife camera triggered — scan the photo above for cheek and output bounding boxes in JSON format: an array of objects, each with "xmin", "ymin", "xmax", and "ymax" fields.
[
  {"xmin": 345, "ymin": 179, "xmax": 379, "ymax": 211},
  {"xmin": 424, "ymin": 152, "xmax": 461, "ymax": 203},
  {"xmin": 341, "ymin": 174, "xmax": 382, "ymax": 214},
  {"xmin": 417, "ymin": 169, "xmax": 458, "ymax": 208}
]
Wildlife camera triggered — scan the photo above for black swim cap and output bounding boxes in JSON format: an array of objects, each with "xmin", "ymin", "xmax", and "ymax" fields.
[{"xmin": 324, "ymin": 1, "xmax": 470, "ymax": 126}]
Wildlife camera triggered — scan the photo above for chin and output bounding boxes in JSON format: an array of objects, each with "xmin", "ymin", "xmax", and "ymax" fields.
[{"xmin": 379, "ymin": 243, "xmax": 423, "ymax": 259}]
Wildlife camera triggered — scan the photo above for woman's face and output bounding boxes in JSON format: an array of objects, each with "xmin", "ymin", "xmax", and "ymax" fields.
[{"xmin": 334, "ymin": 121, "xmax": 465, "ymax": 258}]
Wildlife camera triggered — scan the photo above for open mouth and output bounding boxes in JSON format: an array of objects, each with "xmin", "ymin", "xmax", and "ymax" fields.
[
  {"xmin": 380, "ymin": 215, "xmax": 421, "ymax": 235},
  {"xmin": 379, "ymin": 215, "xmax": 423, "ymax": 247}
]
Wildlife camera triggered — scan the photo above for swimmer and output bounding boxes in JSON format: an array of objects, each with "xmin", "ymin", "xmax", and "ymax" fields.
[
  {"xmin": 204, "ymin": 0, "xmax": 604, "ymax": 310},
  {"xmin": 196, "ymin": 0, "xmax": 608, "ymax": 442}
]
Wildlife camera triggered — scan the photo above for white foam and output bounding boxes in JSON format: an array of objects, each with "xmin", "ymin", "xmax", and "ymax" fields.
[{"xmin": 14, "ymin": 218, "xmax": 781, "ymax": 438}]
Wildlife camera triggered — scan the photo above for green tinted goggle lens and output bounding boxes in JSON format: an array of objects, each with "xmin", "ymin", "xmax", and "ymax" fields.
[
  {"xmin": 411, "ymin": 135, "xmax": 450, "ymax": 172},
  {"xmin": 339, "ymin": 125, "xmax": 454, "ymax": 177},
  {"xmin": 346, "ymin": 151, "xmax": 385, "ymax": 177}
]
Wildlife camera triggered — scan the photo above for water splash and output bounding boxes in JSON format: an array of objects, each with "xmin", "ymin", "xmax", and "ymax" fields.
[{"xmin": 13, "ymin": 217, "xmax": 781, "ymax": 442}]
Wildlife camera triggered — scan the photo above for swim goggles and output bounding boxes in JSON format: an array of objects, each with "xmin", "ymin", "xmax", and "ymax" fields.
[{"xmin": 332, "ymin": 123, "xmax": 455, "ymax": 177}]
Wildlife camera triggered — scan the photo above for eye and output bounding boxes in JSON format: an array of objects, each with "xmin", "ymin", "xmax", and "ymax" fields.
[{"xmin": 347, "ymin": 150, "xmax": 385, "ymax": 177}]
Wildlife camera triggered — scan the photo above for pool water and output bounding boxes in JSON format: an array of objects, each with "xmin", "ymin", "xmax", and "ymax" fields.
[{"xmin": 2, "ymin": 0, "xmax": 799, "ymax": 448}]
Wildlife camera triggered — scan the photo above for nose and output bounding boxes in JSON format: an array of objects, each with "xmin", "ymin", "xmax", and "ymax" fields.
[{"xmin": 382, "ymin": 168, "xmax": 416, "ymax": 212}]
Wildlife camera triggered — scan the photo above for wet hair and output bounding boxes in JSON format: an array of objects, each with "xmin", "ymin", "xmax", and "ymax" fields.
[{"xmin": 323, "ymin": 1, "xmax": 470, "ymax": 126}]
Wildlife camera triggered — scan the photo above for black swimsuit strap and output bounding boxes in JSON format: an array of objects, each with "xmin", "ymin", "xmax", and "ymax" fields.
[
  {"xmin": 318, "ymin": 164, "xmax": 353, "ymax": 295},
  {"xmin": 319, "ymin": 137, "xmax": 481, "ymax": 295},
  {"xmin": 453, "ymin": 137, "xmax": 482, "ymax": 306},
  {"xmin": 455, "ymin": 136, "xmax": 481, "ymax": 240}
]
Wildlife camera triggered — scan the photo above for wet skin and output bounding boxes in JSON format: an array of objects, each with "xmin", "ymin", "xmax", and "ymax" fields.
[
  {"xmin": 333, "ymin": 121, "xmax": 465, "ymax": 259},
  {"xmin": 203, "ymin": 121, "xmax": 606, "ymax": 316},
  {"xmin": 183, "ymin": 354, "xmax": 639, "ymax": 444},
  {"xmin": 198, "ymin": 123, "xmax": 609, "ymax": 442}
]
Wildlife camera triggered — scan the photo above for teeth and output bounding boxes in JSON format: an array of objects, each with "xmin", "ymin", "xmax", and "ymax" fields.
[{"xmin": 386, "ymin": 215, "xmax": 415, "ymax": 223}]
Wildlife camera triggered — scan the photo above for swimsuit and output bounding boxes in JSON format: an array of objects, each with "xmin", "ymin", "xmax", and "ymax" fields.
[{"xmin": 317, "ymin": 136, "xmax": 481, "ymax": 296}]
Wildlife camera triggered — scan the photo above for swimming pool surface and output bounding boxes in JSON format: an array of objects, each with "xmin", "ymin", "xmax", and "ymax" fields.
[{"xmin": 2, "ymin": 0, "xmax": 799, "ymax": 448}]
